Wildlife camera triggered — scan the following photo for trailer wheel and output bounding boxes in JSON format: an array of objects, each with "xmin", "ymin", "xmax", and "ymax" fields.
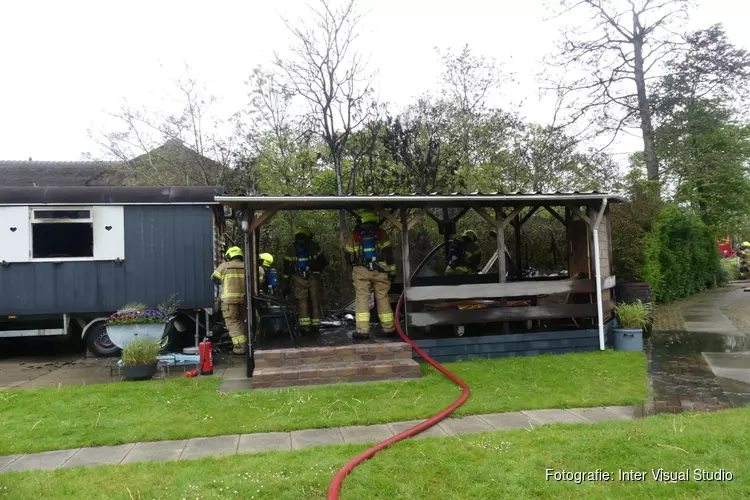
[{"xmin": 86, "ymin": 322, "xmax": 121, "ymax": 357}]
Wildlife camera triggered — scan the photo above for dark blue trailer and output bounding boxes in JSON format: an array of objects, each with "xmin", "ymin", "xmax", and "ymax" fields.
[{"xmin": 0, "ymin": 186, "xmax": 226, "ymax": 356}]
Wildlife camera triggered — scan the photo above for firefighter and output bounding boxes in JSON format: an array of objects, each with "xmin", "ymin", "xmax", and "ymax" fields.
[
  {"xmin": 738, "ymin": 242, "xmax": 750, "ymax": 277},
  {"xmin": 283, "ymin": 227, "xmax": 328, "ymax": 334},
  {"xmin": 445, "ymin": 230, "xmax": 482, "ymax": 275},
  {"xmin": 258, "ymin": 253, "xmax": 275, "ymax": 292},
  {"xmin": 211, "ymin": 246, "xmax": 247, "ymax": 355},
  {"xmin": 345, "ymin": 209, "xmax": 397, "ymax": 339}
]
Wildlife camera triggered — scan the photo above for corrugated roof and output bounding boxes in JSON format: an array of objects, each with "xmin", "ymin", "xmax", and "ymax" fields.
[
  {"xmin": 0, "ymin": 160, "xmax": 123, "ymax": 187},
  {"xmin": 0, "ymin": 186, "xmax": 226, "ymax": 205},
  {"xmin": 216, "ymin": 191, "xmax": 627, "ymax": 210}
]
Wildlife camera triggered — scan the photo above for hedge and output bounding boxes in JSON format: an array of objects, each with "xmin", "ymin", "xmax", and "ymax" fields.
[{"xmin": 640, "ymin": 204, "xmax": 722, "ymax": 303}]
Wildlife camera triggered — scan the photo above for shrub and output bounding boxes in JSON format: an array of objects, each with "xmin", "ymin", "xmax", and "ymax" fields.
[
  {"xmin": 640, "ymin": 204, "xmax": 722, "ymax": 303},
  {"xmin": 719, "ymin": 257, "xmax": 741, "ymax": 284},
  {"xmin": 610, "ymin": 180, "xmax": 663, "ymax": 282},
  {"xmin": 615, "ymin": 300, "xmax": 653, "ymax": 329},
  {"xmin": 121, "ymin": 339, "xmax": 161, "ymax": 366}
]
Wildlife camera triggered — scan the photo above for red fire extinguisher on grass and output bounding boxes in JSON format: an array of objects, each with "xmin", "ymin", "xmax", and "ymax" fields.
[{"xmin": 199, "ymin": 336, "xmax": 214, "ymax": 376}]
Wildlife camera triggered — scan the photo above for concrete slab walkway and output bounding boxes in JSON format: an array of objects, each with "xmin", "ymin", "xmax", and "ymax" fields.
[{"xmin": 0, "ymin": 405, "xmax": 643, "ymax": 474}]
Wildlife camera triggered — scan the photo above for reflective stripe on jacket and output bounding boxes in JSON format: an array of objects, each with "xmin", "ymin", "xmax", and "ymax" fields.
[{"xmin": 212, "ymin": 260, "xmax": 246, "ymax": 304}]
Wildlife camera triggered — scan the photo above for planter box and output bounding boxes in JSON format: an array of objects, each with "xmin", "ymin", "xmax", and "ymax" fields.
[
  {"xmin": 123, "ymin": 363, "xmax": 158, "ymax": 381},
  {"xmin": 106, "ymin": 323, "xmax": 166, "ymax": 349},
  {"xmin": 613, "ymin": 327, "xmax": 643, "ymax": 352}
]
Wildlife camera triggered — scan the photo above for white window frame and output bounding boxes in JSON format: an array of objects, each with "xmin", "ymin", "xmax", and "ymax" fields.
[{"xmin": 30, "ymin": 206, "xmax": 96, "ymax": 262}]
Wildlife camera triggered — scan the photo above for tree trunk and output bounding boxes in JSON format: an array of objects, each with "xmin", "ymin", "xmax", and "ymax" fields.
[{"xmin": 633, "ymin": 29, "xmax": 659, "ymax": 183}]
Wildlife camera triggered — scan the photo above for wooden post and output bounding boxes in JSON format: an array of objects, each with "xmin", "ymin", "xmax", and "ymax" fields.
[
  {"xmin": 244, "ymin": 210, "xmax": 257, "ymax": 378},
  {"xmin": 565, "ymin": 207, "xmax": 572, "ymax": 275},
  {"xmin": 400, "ymin": 208, "xmax": 411, "ymax": 335},
  {"xmin": 496, "ymin": 207, "xmax": 506, "ymax": 283},
  {"xmin": 496, "ymin": 207, "xmax": 508, "ymax": 334},
  {"xmin": 514, "ymin": 214, "xmax": 522, "ymax": 275},
  {"xmin": 442, "ymin": 208, "xmax": 451, "ymax": 264}
]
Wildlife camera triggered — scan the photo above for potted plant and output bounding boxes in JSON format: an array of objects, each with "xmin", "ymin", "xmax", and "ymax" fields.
[
  {"xmin": 613, "ymin": 300, "xmax": 653, "ymax": 352},
  {"xmin": 105, "ymin": 303, "xmax": 169, "ymax": 350},
  {"xmin": 121, "ymin": 338, "xmax": 162, "ymax": 380}
]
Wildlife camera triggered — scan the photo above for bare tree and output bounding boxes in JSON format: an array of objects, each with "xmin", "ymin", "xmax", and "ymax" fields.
[
  {"xmin": 91, "ymin": 70, "xmax": 242, "ymax": 189},
  {"xmin": 546, "ymin": 0, "xmax": 691, "ymax": 182},
  {"xmin": 273, "ymin": 0, "xmax": 376, "ymax": 227},
  {"xmin": 436, "ymin": 44, "xmax": 509, "ymax": 114}
]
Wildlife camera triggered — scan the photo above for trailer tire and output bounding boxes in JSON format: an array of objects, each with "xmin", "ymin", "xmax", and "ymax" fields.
[{"xmin": 86, "ymin": 322, "xmax": 121, "ymax": 357}]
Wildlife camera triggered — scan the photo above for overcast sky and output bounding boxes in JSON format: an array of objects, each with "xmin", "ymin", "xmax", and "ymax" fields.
[{"xmin": 0, "ymin": 0, "xmax": 747, "ymax": 162}]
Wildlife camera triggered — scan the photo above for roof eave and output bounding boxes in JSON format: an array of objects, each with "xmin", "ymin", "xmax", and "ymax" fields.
[{"xmin": 215, "ymin": 193, "xmax": 628, "ymax": 210}]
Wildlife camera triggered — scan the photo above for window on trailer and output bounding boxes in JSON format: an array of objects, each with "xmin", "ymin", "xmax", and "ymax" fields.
[{"xmin": 31, "ymin": 209, "xmax": 94, "ymax": 259}]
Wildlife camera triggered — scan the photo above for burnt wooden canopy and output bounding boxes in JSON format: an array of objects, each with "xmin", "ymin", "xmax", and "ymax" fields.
[{"xmin": 217, "ymin": 191, "xmax": 626, "ymax": 376}]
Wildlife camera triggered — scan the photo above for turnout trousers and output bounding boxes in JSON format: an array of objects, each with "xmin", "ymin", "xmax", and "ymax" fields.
[
  {"xmin": 352, "ymin": 266, "xmax": 394, "ymax": 334},
  {"xmin": 292, "ymin": 273, "xmax": 322, "ymax": 330},
  {"xmin": 221, "ymin": 302, "xmax": 246, "ymax": 354}
]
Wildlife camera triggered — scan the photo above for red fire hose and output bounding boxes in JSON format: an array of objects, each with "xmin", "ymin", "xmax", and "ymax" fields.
[{"xmin": 327, "ymin": 292, "xmax": 471, "ymax": 499}]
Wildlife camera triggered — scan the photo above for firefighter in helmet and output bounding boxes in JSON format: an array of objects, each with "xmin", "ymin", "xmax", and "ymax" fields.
[
  {"xmin": 738, "ymin": 242, "xmax": 750, "ymax": 277},
  {"xmin": 258, "ymin": 253, "xmax": 276, "ymax": 293},
  {"xmin": 283, "ymin": 227, "xmax": 328, "ymax": 335},
  {"xmin": 445, "ymin": 230, "xmax": 482, "ymax": 275},
  {"xmin": 211, "ymin": 246, "xmax": 247, "ymax": 355},
  {"xmin": 345, "ymin": 209, "xmax": 396, "ymax": 339}
]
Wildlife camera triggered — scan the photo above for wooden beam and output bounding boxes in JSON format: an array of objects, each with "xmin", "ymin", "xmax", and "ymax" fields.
[
  {"xmin": 542, "ymin": 206, "xmax": 566, "ymax": 226},
  {"xmin": 407, "ymin": 209, "xmax": 427, "ymax": 231},
  {"xmin": 405, "ymin": 276, "xmax": 617, "ymax": 302},
  {"xmin": 424, "ymin": 209, "xmax": 441, "ymax": 225},
  {"xmin": 248, "ymin": 209, "xmax": 277, "ymax": 233},
  {"xmin": 452, "ymin": 207, "xmax": 471, "ymax": 223},
  {"xmin": 520, "ymin": 206, "xmax": 540, "ymax": 226},
  {"xmin": 502, "ymin": 206, "xmax": 523, "ymax": 228},
  {"xmin": 570, "ymin": 207, "xmax": 591, "ymax": 225},
  {"xmin": 376, "ymin": 208, "xmax": 402, "ymax": 231},
  {"xmin": 472, "ymin": 206, "xmax": 500, "ymax": 228},
  {"xmin": 409, "ymin": 301, "xmax": 615, "ymax": 327}
]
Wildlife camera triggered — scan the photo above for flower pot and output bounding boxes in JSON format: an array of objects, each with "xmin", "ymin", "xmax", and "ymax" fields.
[
  {"xmin": 106, "ymin": 323, "xmax": 167, "ymax": 349},
  {"xmin": 122, "ymin": 363, "xmax": 158, "ymax": 381},
  {"xmin": 613, "ymin": 327, "xmax": 643, "ymax": 352}
]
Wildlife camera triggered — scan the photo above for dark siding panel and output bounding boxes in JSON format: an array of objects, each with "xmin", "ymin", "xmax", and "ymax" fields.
[
  {"xmin": 0, "ymin": 205, "xmax": 215, "ymax": 315},
  {"xmin": 412, "ymin": 328, "xmax": 607, "ymax": 363}
]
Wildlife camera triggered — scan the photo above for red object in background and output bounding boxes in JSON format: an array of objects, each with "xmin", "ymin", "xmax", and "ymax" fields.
[
  {"xmin": 199, "ymin": 339, "xmax": 214, "ymax": 375},
  {"xmin": 718, "ymin": 236, "xmax": 734, "ymax": 258},
  {"xmin": 185, "ymin": 368, "xmax": 198, "ymax": 378}
]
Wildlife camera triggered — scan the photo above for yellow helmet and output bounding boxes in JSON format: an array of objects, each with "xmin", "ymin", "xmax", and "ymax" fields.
[
  {"xmin": 462, "ymin": 230, "xmax": 478, "ymax": 242},
  {"xmin": 225, "ymin": 246, "xmax": 243, "ymax": 259},
  {"xmin": 295, "ymin": 226, "xmax": 313, "ymax": 239},
  {"xmin": 259, "ymin": 253, "xmax": 274, "ymax": 267},
  {"xmin": 357, "ymin": 209, "xmax": 379, "ymax": 224},
  {"xmin": 743, "ymin": 242, "xmax": 750, "ymax": 248}
]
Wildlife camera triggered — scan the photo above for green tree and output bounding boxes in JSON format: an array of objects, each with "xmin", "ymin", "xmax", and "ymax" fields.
[{"xmin": 653, "ymin": 24, "xmax": 750, "ymax": 233}]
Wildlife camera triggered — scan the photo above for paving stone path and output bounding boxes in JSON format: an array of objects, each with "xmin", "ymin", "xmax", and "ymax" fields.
[
  {"xmin": 649, "ymin": 285, "xmax": 750, "ymax": 413},
  {"xmin": 0, "ymin": 405, "xmax": 643, "ymax": 474}
]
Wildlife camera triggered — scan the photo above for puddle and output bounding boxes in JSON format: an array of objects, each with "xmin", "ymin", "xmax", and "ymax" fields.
[
  {"xmin": 650, "ymin": 331, "xmax": 749, "ymax": 355},
  {"xmin": 648, "ymin": 330, "xmax": 750, "ymax": 413}
]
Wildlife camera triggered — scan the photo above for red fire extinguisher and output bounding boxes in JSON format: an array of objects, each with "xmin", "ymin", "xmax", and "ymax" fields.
[{"xmin": 199, "ymin": 337, "xmax": 214, "ymax": 376}]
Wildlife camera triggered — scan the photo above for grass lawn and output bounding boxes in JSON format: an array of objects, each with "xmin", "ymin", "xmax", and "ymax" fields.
[
  {"xmin": 0, "ymin": 351, "xmax": 646, "ymax": 455},
  {"xmin": 2, "ymin": 408, "xmax": 748, "ymax": 499}
]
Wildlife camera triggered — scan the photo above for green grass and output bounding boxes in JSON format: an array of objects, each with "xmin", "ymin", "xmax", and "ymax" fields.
[
  {"xmin": 2, "ymin": 408, "xmax": 748, "ymax": 499},
  {"xmin": 0, "ymin": 351, "xmax": 646, "ymax": 455}
]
